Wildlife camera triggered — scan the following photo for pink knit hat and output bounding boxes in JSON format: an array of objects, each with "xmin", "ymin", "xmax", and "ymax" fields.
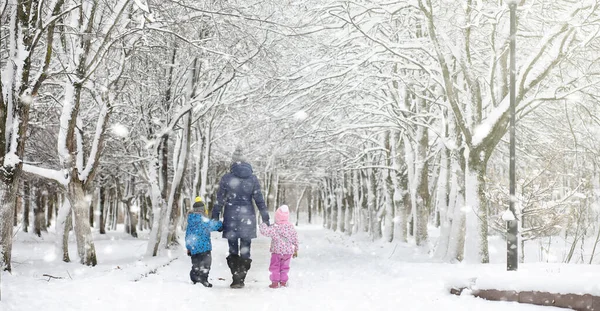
[{"xmin": 275, "ymin": 205, "xmax": 290, "ymax": 224}]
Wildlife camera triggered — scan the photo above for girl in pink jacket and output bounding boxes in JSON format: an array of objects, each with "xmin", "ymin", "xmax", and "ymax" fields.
[{"xmin": 259, "ymin": 205, "xmax": 299, "ymax": 288}]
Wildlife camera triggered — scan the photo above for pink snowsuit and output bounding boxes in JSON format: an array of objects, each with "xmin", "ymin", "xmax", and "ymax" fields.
[{"xmin": 259, "ymin": 205, "xmax": 299, "ymax": 284}]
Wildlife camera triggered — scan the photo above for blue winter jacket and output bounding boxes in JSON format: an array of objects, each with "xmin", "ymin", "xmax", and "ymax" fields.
[
  {"xmin": 211, "ymin": 162, "xmax": 270, "ymax": 239},
  {"xmin": 185, "ymin": 211, "xmax": 223, "ymax": 255}
]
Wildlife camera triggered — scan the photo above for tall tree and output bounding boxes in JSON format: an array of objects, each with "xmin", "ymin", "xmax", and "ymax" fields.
[{"xmin": 0, "ymin": 0, "xmax": 70, "ymax": 271}]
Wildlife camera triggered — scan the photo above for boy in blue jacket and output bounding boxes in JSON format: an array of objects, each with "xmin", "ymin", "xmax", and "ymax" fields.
[{"xmin": 185, "ymin": 197, "xmax": 223, "ymax": 287}]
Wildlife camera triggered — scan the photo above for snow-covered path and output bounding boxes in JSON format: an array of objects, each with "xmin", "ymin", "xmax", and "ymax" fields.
[{"xmin": 2, "ymin": 225, "xmax": 561, "ymax": 311}]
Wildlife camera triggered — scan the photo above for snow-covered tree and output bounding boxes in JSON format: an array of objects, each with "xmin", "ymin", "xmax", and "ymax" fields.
[{"xmin": 0, "ymin": 0, "xmax": 73, "ymax": 271}]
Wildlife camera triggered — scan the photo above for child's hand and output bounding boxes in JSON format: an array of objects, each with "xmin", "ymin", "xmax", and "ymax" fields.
[
  {"xmin": 293, "ymin": 250, "xmax": 298, "ymax": 258},
  {"xmin": 187, "ymin": 249, "xmax": 191, "ymax": 256}
]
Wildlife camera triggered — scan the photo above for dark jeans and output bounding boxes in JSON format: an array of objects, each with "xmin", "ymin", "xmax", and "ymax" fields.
[
  {"xmin": 228, "ymin": 238, "xmax": 252, "ymax": 259},
  {"xmin": 190, "ymin": 251, "xmax": 212, "ymax": 283}
]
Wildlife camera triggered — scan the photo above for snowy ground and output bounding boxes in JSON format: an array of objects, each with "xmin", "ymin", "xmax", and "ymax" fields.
[{"xmin": 2, "ymin": 225, "xmax": 589, "ymax": 311}]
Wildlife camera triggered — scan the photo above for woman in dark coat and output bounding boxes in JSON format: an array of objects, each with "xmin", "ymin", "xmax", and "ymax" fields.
[{"xmin": 211, "ymin": 147, "xmax": 270, "ymax": 288}]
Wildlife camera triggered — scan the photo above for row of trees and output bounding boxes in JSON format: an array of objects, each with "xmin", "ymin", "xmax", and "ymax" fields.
[
  {"xmin": 0, "ymin": 0, "xmax": 313, "ymax": 270},
  {"xmin": 4, "ymin": 0, "xmax": 600, "ymax": 271},
  {"xmin": 287, "ymin": 0, "xmax": 600, "ymax": 264}
]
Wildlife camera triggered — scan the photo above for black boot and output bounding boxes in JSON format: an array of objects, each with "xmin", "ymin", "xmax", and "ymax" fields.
[
  {"xmin": 198, "ymin": 267, "xmax": 212, "ymax": 287},
  {"xmin": 191, "ymin": 251, "xmax": 213, "ymax": 287},
  {"xmin": 227, "ymin": 254, "xmax": 243, "ymax": 288},
  {"xmin": 238, "ymin": 258, "xmax": 252, "ymax": 287},
  {"xmin": 198, "ymin": 275, "xmax": 213, "ymax": 288},
  {"xmin": 190, "ymin": 268, "xmax": 200, "ymax": 285}
]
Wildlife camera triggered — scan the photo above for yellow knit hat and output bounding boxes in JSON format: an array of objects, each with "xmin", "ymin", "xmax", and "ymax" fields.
[{"xmin": 194, "ymin": 196, "xmax": 202, "ymax": 203}]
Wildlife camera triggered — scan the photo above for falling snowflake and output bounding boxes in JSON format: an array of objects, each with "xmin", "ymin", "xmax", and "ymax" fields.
[
  {"xmin": 20, "ymin": 94, "xmax": 33, "ymax": 105},
  {"xmin": 112, "ymin": 123, "xmax": 129, "ymax": 137},
  {"xmin": 293, "ymin": 110, "xmax": 308, "ymax": 121}
]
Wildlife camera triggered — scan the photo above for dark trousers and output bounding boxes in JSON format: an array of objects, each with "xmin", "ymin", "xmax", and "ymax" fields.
[
  {"xmin": 190, "ymin": 251, "xmax": 212, "ymax": 283},
  {"xmin": 227, "ymin": 238, "xmax": 252, "ymax": 259}
]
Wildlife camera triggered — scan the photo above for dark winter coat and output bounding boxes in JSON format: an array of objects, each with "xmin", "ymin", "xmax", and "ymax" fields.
[
  {"xmin": 185, "ymin": 211, "xmax": 222, "ymax": 255},
  {"xmin": 211, "ymin": 162, "xmax": 270, "ymax": 239}
]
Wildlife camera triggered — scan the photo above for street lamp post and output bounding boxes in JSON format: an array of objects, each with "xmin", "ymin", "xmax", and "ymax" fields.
[{"xmin": 507, "ymin": 0, "xmax": 519, "ymax": 272}]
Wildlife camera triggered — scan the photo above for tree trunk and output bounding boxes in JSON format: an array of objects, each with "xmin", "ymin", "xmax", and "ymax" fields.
[
  {"xmin": 344, "ymin": 174, "xmax": 353, "ymax": 236},
  {"xmin": 141, "ymin": 195, "xmax": 149, "ymax": 231},
  {"xmin": 120, "ymin": 177, "xmax": 138, "ymax": 238},
  {"xmin": 146, "ymin": 195, "xmax": 153, "ymax": 231},
  {"xmin": 337, "ymin": 179, "xmax": 345, "ymax": 233},
  {"xmin": 351, "ymin": 170, "xmax": 360, "ymax": 234},
  {"xmin": 140, "ymin": 195, "xmax": 147, "ymax": 231},
  {"xmin": 321, "ymin": 188, "xmax": 328, "ymax": 228},
  {"xmin": 0, "ymin": 0, "xmax": 41, "ymax": 272},
  {"xmin": 415, "ymin": 124, "xmax": 430, "ymax": 246},
  {"xmin": 463, "ymin": 149, "xmax": 490, "ymax": 264},
  {"xmin": 323, "ymin": 180, "xmax": 331, "ymax": 230},
  {"xmin": 383, "ymin": 170, "xmax": 395, "ymax": 242},
  {"xmin": 34, "ymin": 186, "xmax": 47, "ymax": 237},
  {"xmin": 360, "ymin": 171, "xmax": 369, "ymax": 233},
  {"xmin": 295, "ymin": 186, "xmax": 307, "ymax": 227},
  {"xmin": 146, "ymin": 142, "xmax": 170, "ymax": 257},
  {"xmin": 166, "ymin": 111, "xmax": 191, "ymax": 246},
  {"xmin": 331, "ymin": 179, "xmax": 338, "ymax": 232},
  {"xmin": 391, "ymin": 131, "xmax": 407, "ymax": 243},
  {"xmin": 368, "ymin": 169, "xmax": 381, "ymax": 239},
  {"xmin": 263, "ymin": 170, "xmax": 272, "ymax": 211},
  {"xmin": 396, "ymin": 170, "xmax": 409, "ymax": 243},
  {"xmin": 33, "ymin": 186, "xmax": 40, "ymax": 236},
  {"xmin": 138, "ymin": 195, "xmax": 145, "ymax": 232},
  {"xmin": 124, "ymin": 200, "xmax": 138, "ymax": 238},
  {"xmin": 40, "ymin": 187, "xmax": 48, "ymax": 232},
  {"xmin": 67, "ymin": 180, "xmax": 97, "ymax": 266},
  {"xmin": 319, "ymin": 191, "xmax": 325, "ymax": 227},
  {"xmin": 278, "ymin": 184, "xmax": 286, "ymax": 210},
  {"xmin": 383, "ymin": 131, "xmax": 395, "ymax": 242},
  {"xmin": 181, "ymin": 197, "xmax": 191, "ymax": 230},
  {"xmin": 13, "ymin": 194, "xmax": 19, "ymax": 227},
  {"xmin": 307, "ymin": 188, "xmax": 313, "ymax": 224},
  {"xmin": 167, "ymin": 199, "xmax": 181, "ymax": 245},
  {"xmin": 89, "ymin": 188, "xmax": 95, "ymax": 228},
  {"xmin": 112, "ymin": 188, "xmax": 119, "ymax": 230},
  {"xmin": 107, "ymin": 187, "xmax": 114, "ymax": 231},
  {"xmin": 0, "ymin": 179, "xmax": 19, "ymax": 271},
  {"xmin": 275, "ymin": 174, "xmax": 281, "ymax": 212},
  {"xmin": 193, "ymin": 128, "xmax": 204, "ymax": 197},
  {"xmin": 23, "ymin": 180, "xmax": 30, "ymax": 233},
  {"xmin": 47, "ymin": 192, "xmax": 55, "ymax": 228},
  {"xmin": 434, "ymin": 143, "xmax": 452, "ymax": 259},
  {"xmin": 445, "ymin": 155, "xmax": 466, "ymax": 262},
  {"xmin": 159, "ymin": 138, "xmax": 168, "ymax": 202},
  {"xmin": 99, "ymin": 186, "xmax": 106, "ymax": 234},
  {"xmin": 198, "ymin": 124, "xmax": 211, "ymax": 199},
  {"xmin": 55, "ymin": 196, "xmax": 72, "ymax": 263}
]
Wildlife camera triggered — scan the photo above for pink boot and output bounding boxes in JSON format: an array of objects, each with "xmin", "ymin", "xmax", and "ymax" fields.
[
  {"xmin": 280, "ymin": 281, "xmax": 287, "ymax": 287},
  {"xmin": 269, "ymin": 281, "xmax": 279, "ymax": 289}
]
